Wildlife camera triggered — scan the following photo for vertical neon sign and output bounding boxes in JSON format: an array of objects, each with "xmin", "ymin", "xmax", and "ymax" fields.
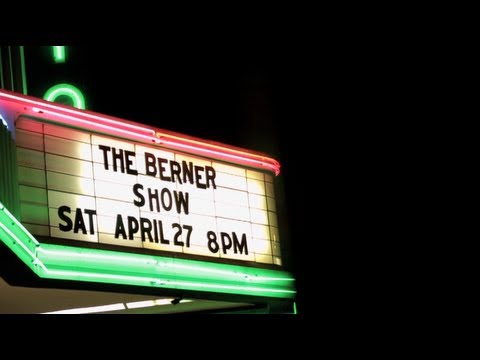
[
  {"xmin": 43, "ymin": 46, "xmax": 86, "ymax": 110},
  {"xmin": 52, "ymin": 46, "xmax": 66, "ymax": 63}
]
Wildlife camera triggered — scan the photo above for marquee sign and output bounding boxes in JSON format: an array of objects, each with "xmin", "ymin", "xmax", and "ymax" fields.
[
  {"xmin": 16, "ymin": 116, "xmax": 282, "ymax": 266},
  {"xmin": 0, "ymin": 89, "xmax": 295, "ymax": 299}
]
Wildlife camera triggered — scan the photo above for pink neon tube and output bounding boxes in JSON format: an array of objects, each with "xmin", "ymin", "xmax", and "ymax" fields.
[{"xmin": 0, "ymin": 90, "xmax": 280, "ymax": 175}]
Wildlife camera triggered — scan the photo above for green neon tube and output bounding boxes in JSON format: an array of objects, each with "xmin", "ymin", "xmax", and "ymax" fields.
[
  {"xmin": 0, "ymin": 202, "xmax": 39, "ymax": 252},
  {"xmin": 52, "ymin": 46, "xmax": 66, "ymax": 63},
  {"xmin": 0, "ymin": 223, "xmax": 37, "ymax": 271},
  {"xmin": 36, "ymin": 244, "xmax": 295, "ymax": 297},
  {"xmin": 8, "ymin": 47, "xmax": 14, "ymax": 92},
  {"xmin": 43, "ymin": 83, "xmax": 86, "ymax": 109},
  {"xmin": 36, "ymin": 246, "xmax": 294, "ymax": 285},
  {"xmin": 20, "ymin": 46, "xmax": 28, "ymax": 94},
  {"xmin": 0, "ymin": 201, "xmax": 295, "ymax": 299}
]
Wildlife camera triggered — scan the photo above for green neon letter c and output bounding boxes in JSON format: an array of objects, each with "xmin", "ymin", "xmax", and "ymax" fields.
[{"xmin": 43, "ymin": 83, "xmax": 86, "ymax": 110}]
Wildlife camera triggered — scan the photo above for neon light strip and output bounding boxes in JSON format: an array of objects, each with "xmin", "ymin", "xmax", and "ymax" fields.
[
  {"xmin": 157, "ymin": 132, "xmax": 280, "ymax": 170},
  {"xmin": 126, "ymin": 299, "xmax": 171, "ymax": 309},
  {"xmin": 31, "ymin": 107, "xmax": 161, "ymax": 144},
  {"xmin": 0, "ymin": 91, "xmax": 155, "ymax": 135},
  {"xmin": 166, "ymin": 280, "xmax": 296, "ymax": 294},
  {"xmin": 0, "ymin": 222, "xmax": 38, "ymax": 271},
  {"xmin": 42, "ymin": 298, "xmax": 192, "ymax": 314},
  {"xmin": 126, "ymin": 298, "xmax": 191, "ymax": 309},
  {"xmin": 159, "ymin": 137, "xmax": 280, "ymax": 174},
  {"xmin": 0, "ymin": 202, "xmax": 40, "ymax": 247},
  {"xmin": 37, "ymin": 246, "xmax": 294, "ymax": 283},
  {"xmin": 52, "ymin": 46, "xmax": 66, "ymax": 63},
  {"xmin": 36, "ymin": 258, "xmax": 294, "ymax": 297},
  {"xmin": 44, "ymin": 303, "xmax": 125, "ymax": 314},
  {"xmin": 36, "ymin": 266, "xmax": 295, "ymax": 297},
  {"xmin": 168, "ymin": 263, "xmax": 295, "ymax": 282},
  {"xmin": 0, "ymin": 90, "xmax": 280, "ymax": 175},
  {"xmin": 19, "ymin": 46, "xmax": 27, "ymax": 95},
  {"xmin": 0, "ymin": 201, "xmax": 295, "ymax": 298},
  {"xmin": 44, "ymin": 84, "xmax": 85, "ymax": 110},
  {"xmin": 7, "ymin": 47, "xmax": 14, "ymax": 92},
  {"xmin": 37, "ymin": 244, "xmax": 295, "ymax": 286},
  {"xmin": 31, "ymin": 106, "xmax": 278, "ymax": 174},
  {"xmin": 41, "ymin": 268, "xmax": 164, "ymax": 284}
]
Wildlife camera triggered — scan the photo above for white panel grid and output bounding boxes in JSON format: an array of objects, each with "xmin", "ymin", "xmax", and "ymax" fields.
[
  {"xmin": 48, "ymin": 190, "xmax": 96, "ymax": 210},
  {"xmin": 19, "ymin": 185, "xmax": 47, "ymax": 205},
  {"xmin": 47, "ymin": 172, "xmax": 95, "ymax": 196},
  {"xmin": 24, "ymin": 223, "xmax": 50, "ymax": 237},
  {"xmin": 15, "ymin": 119, "xmax": 283, "ymax": 266},
  {"xmin": 18, "ymin": 166, "xmax": 47, "ymax": 188},
  {"xmin": 248, "ymin": 193, "xmax": 267, "ymax": 210},
  {"xmin": 45, "ymin": 135, "xmax": 92, "ymax": 161},
  {"xmin": 98, "ymin": 232, "xmax": 143, "ymax": 248},
  {"xmin": 179, "ymin": 214, "xmax": 218, "ymax": 248},
  {"xmin": 212, "ymin": 162, "xmax": 246, "ymax": 177},
  {"xmin": 247, "ymin": 175, "xmax": 274, "ymax": 264},
  {"xmin": 97, "ymin": 214, "xmax": 143, "ymax": 247},
  {"xmin": 46, "ymin": 154, "xmax": 93, "ymax": 178},
  {"xmin": 48, "ymin": 207, "xmax": 99, "ymax": 243},
  {"xmin": 137, "ymin": 212, "xmax": 187, "ymax": 254},
  {"xmin": 16, "ymin": 148, "xmax": 45, "ymax": 170},
  {"xmin": 95, "ymin": 198, "xmax": 140, "ymax": 217},
  {"xmin": 15, "ymin": 117, "xmax": 44, "ymax": 133},
  {"xmin": 94, "ymin": 180, "xmax": 137, "ymax": 202},
  {"xmin": 215, "ymin": 172, "xmax": 247, "ymax": 191},
  {"xmin": 15, "ymin": 129, "xmax": 44, "ymax": 151},
  {"xmin": 93, "ymin": 162, "xmax": 136, "ymax": 186},
  {"xmin": 44, "ymin": 123, "xmax": 91, "ymax": 143},
  {"xmin": 214, "ymin": 217, "xmax": 254, "ymax": 262}
]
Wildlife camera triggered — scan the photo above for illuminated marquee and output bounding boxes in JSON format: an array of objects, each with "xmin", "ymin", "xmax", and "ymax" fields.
[{"xmin": 14, "ymin": 108, "xmax": 282, "ymax": 266}]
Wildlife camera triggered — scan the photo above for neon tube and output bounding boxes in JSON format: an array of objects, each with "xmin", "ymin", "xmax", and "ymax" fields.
[
  {"xmin": 37, "ymin": 244, "xmax": 295, "ymax": 285},
  {"xmin": 37, "ymin": 246, "xmax": 294, "ymax": 283},
  {"xmin": 52, "ymin": 46, "xmax": 66, "ymax": 63},
  {"xmin": 42, "ymin": 298, "xmax": 192, "ymax": 314},
  {"xmin": 156, "ymin": 132, "xmax": 281, "ymax": 174},
  {"xmin": 158, "ymin": 137, "xmax": 280, "ymax": 174},
  {"xmin": 0, "ymin": 91, "xmax": 155, "ymax": 135},
  {"xmin": 0, "ymin": 222, "xmax": 38, "ymax": 271},
  {"xmin": 165, "ymin": 280, "xmax": 296, "ymax": 294},
  {"xmin": 43, "ymin": 303, "xmax": 126, "ymax": 314},
  {"xmin": 35, "ymin": 266, "xmax": 295, "ymax": 297},
  {"xmin": 31, "ymin": 107, "xmax": 161, "ymax": 144},
  {"xmin": 44, "ymin": 84, "xmax": 86, "ymax": 110},
  {"xmin": 0, "ymin": 90, "xmax": 280, "ymax": 175},
  {"xmin": 19, "ymin": 46, "xmax": 27, "ymax": 95},
  {"xmin": 1, "ymin": 202, "xmax": 295, "ymax": 298},
  {"xmin": 125, "ymin": 298, "xmax": 191, "ymax": 309},
  {"xmin": 167, "ymin": 263, "xmax": 295, "ymax": 282},
  {"xmin": 0, "ymin": 201, "xmax": 40, "ymax": 247}
]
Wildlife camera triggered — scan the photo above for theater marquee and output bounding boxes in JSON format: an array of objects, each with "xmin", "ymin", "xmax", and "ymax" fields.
[
  {"xmin": 16, "ymin": 115, "xmax": 282, "ymax": 266},
  {"xmin": 0, "ymin": 89, "xmax": 294, "ymax": 299}
]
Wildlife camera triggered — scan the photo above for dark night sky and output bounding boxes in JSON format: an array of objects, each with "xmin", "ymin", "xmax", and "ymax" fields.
[
  {"xmin": 22, "ymin": 43, "xmax": 305, "ymax": 313},
  {"xmin": 25, "ymin": 44, "xmax": 293, "ymax": 153}
]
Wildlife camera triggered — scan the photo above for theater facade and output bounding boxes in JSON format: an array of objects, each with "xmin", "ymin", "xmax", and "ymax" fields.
[{"xmin": 0, "ymin": 46, "xmax": 296, "ymax": 314}]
